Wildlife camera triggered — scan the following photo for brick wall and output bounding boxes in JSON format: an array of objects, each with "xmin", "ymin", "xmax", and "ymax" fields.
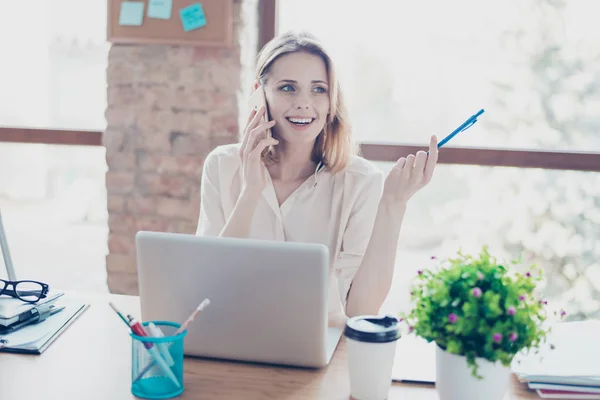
[{"xmin": 103, "ymin": 0, "xmax": 259, "ymax": 295}]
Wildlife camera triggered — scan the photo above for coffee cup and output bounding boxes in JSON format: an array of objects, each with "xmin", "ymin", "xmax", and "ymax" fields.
[{"xmin": 344, "ymin": 315, "xmax": 401, "ymax": 400}]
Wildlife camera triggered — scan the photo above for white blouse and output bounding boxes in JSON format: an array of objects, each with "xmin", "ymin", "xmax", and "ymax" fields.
[{"xmin": 196, "ymin": 144, "xmax": 384, "ymax": 314}]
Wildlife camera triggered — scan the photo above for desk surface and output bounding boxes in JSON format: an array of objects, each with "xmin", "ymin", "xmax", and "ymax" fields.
[{"xmin": 0, "ymin": 293, "xmax": 538, "ymax": 400}]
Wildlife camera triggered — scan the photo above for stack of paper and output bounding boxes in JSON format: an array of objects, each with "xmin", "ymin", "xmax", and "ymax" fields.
[
  {"xmin": 0, "ymin": 296, "xmax": 89, "ymax": 354},
  {"xmin": 511, "ymin": 320, "xmax": 600, "ymax": 399}
]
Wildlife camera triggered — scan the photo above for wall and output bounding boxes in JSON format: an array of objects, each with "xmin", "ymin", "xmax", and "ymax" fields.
[{"xmin": 104, "ymin": 0, "xmax": 259, "ymax": 294}]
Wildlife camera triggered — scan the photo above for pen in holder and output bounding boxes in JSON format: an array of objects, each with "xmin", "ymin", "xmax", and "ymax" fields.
[
  {"xmin": 131, "ymin": 321, "xmax": 187, "ymax": 399},
  {"xmin": 132, "ymin": 298, "xmax": 210, "ymax": 385}
]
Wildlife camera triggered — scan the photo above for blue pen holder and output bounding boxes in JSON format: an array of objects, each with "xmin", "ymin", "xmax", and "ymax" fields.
[{"xmin": 130, "ymin": 321, "xmax": 187, "ymax": 399}]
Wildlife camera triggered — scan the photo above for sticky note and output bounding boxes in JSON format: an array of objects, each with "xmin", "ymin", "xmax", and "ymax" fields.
[
  {"xmin": 148, "ymin": 0, "xmax": 172, "ymax": 20},
  {"xmin": 179, "ymin": 3, "xmax": 207, "ymax": 32},
  {"xmin": 119, "ymin": 1, "xmax": 144, "ymax": 26}
]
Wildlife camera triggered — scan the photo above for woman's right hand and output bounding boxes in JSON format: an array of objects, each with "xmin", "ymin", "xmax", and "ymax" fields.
[{"xmin": 238, "ymin": 106, "xmax": 278, "ymax": 196}]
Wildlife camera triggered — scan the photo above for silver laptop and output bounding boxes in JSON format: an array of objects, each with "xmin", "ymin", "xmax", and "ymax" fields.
[{"xmin": 136, "ymin": 231, "xmax": 344, "ymax": 368}]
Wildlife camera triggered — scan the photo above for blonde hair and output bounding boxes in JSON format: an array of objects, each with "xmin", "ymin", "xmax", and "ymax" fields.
[{"xmin": 255, "ymin": 31, "xmax": 356, "ymax": 174}]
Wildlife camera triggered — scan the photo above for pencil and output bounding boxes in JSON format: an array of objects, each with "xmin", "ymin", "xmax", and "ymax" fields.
[
  {"xmin": 132, "ymin": 298, "xmax": 211, "ymax": 383},
  {"xmin": 174, "ymin": 298, "xmax": 211, "ymax": 335}
]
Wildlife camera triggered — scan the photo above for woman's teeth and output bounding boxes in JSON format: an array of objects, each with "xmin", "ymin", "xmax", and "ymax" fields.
[{"xmin": 287, "ymin": 117, "xmax": 313, "ymax": 125}]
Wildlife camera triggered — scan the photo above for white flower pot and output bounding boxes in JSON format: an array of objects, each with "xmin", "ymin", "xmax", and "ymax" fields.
[{"xmin": 436, "ymin": 344, "xmax": 511, "ymax": 400}]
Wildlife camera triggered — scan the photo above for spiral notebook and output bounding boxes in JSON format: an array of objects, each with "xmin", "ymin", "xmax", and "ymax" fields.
[{"xmin": 0, "ymin": 297, "xmax": 89, "ymax": 354}]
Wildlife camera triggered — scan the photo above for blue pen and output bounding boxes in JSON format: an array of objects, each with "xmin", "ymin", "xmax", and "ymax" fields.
[{"xmin": 436, "ymin": 109, "xmax": 485, "ymax": 149}]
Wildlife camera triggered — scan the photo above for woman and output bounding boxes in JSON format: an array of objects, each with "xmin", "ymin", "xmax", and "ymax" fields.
[{"xmin": 196, "ymin": 31, "xmax": 439, "ymax": 318}]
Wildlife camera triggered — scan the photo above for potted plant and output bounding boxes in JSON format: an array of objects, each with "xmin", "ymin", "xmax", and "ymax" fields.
[{"xmin": 400, "ymin": 246, "xmax": 560, "ymax": 400}]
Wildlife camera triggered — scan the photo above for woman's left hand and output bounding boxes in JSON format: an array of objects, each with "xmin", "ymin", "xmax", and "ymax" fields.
[{"xmin": 382, "ymin": 135, "xmax": 439, "ymax": 206}]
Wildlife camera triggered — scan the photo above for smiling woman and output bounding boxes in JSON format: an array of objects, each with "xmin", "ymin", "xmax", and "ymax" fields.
[{"xmin": 196, "ymin": 31, "xmax": 440, "ymax": 318}]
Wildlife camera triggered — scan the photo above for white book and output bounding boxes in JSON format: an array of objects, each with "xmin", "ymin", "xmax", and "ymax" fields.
[
  {"xmin": 530, "ymin": 382, "xmax": 600, "ymax": 393},
  {"xmin": 536, "ymin": 388, "xmax": 600, "ymax": 399},
  {"xmin": 0, "ymin": 297, "xmax": 88, "ymax": 354},
  {"xmin": 512, "ymin": 320, "xmax": 600, "ymax": 386}
]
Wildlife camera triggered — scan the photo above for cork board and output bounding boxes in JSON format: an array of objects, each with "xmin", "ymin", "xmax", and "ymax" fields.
[{"xmin": 107, "ymin": 0, "xmax": 233, "ymax": 47}]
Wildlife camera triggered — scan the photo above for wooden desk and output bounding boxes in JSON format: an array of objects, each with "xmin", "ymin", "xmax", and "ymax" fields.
[{"xmin": 0, "ymin": 293, "xmax": 538, "ymax": 399}]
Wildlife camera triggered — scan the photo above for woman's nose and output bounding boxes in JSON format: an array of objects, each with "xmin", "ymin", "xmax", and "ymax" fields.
[{"xmin": 293, "ymin": 91, "xmax": 311, "ymax": 110}]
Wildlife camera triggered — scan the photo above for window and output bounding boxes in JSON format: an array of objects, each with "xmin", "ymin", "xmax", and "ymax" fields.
[
  {"xmin": 0, "ymin": 143, "xmax": 108, "ymax": 292},
  {"xmin": 0, "ymin": 0, "xmax": 108, "ymax": 130},
  {"xmin": 278, "ymin": 0, "xmax": 600, "ymax": 319},
  {"xmin": 278, "ymin": 0, "xmax": 600, "ymax": 152},
  {"xmin": 376, "ymin": 163, "xmax": 600, "ymax": 320},
  {"xmin": 0, "ymin": 0, "xmax": 109, "ymax": 292}
]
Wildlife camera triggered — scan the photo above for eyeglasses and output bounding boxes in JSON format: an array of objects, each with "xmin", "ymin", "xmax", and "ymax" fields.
[{"xmin": 0, "ymin": 279, "xmax": 49, "ymax": 303}]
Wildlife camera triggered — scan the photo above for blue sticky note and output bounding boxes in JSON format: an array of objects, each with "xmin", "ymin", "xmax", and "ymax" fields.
[
  {"xmin": 179, "ymin": 3, "xmax": 207, "ymax": 32},
  {"xmin": 148, "ymin": 0, "xmax": 172, "ymax": 20},
  {"xmin": 119, "ymin": 1, "xmax": 144, "ymax": 26}
]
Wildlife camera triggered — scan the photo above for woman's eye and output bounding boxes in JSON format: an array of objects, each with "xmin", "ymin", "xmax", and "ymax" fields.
[
  {"xmin": 313, "ymin": 86, "xmax": 327, "ymax": 94},
  {"xmin": 280, "ymin": 84, "xmax": 295, "ymax": 92}
]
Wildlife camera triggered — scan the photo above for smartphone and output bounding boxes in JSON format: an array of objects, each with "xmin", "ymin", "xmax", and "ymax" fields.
[{"xmin": 248, "ymin": 86, "xmax": 272, "ymax": 139}]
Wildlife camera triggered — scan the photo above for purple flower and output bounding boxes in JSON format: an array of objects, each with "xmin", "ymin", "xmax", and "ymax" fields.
[
  {"xmin": 409, "ymin": 326, "xmax": 414, "ymax": 333},
  {"xmin": 472, "ymin": 287, "xmax": 482, "ymax": 298},
  {"xmin": 492, "ymin": 333, "xmax": 503, "ymax": 343},
  {"xmin": 519, "ymin": 294, "xmax": 526, "ymax": 302},
  {"xmin": 561, "ymin": 309, "xmax": 567, "ymax": 317},
  {"xmin": 417, "ymin": 270, "xmax": 423, "ymax": 275},
  {"xmin": 430, "ymin": 256, "xmax": 436, "ymax": 260},
  {"xmin": 526, "ymin": 272, "xmax": 531, "ymax": 277},
  {"xmin": 507, "ymin": 306, "xmax": 516, "ymax": 316},
  {"xmin": 539, "ymin": 300, "xmax": 548, "ymax": 306},
  {"xmin": 448, "ymin": 313, "xmax": 458, "ymax": 324},
  {"xmin": 509, "ymin": 332, "xmax": 518, "ymax": 342}
]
